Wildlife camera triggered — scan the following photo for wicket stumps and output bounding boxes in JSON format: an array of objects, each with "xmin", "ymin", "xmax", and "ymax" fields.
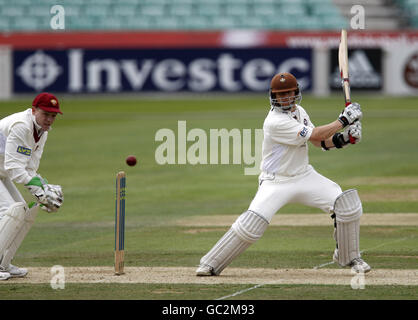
[{"xmin": 114, "ymin": 171, "xmax": 126, "ymax": 275}]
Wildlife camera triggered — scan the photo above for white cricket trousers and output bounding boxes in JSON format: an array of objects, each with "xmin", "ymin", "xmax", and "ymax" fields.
[
  {"xmin": 0, "ymin": 177, "xmax": 26, "ymax": 217},
  {"xmin": 248, "ymin": 165, "xmax": 342, "ymax": 223}
]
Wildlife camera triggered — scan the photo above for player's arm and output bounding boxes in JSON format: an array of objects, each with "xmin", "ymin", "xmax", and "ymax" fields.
[
  {"xmin": 5, "ymin": 124, "xmax": 63, "ymax": 212},
  {"xmin": 310, "ymin": 136, "xmax": 332, "ymax": 148},
  {"xmin": 309, "ymin": 103, "xmax": 362, "ymax": 149},
  {"xmin": 308, "ymin": 120, "xmax": 343, "ymax": 143},
  {"xmin": 311, "ymin": 121, "xmax": 362, "ymax": 150},
  {"xmin": 4, "ymin": 123, "xmax": 34, "ymax": 184}
]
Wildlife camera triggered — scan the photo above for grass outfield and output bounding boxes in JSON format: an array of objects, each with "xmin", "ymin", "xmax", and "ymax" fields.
[{"xmin": 0, "ymin": 94, "xmax": 417, "ymax": 300}]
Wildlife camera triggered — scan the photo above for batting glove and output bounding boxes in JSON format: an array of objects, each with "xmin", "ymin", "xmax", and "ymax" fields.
[
  {"xmin": 342, "ymin": 121, "xmax": 362, "ymax": 144},
  {"xmin": 338, "ymin": 102, "xmax": 362, "ymax": 127}
]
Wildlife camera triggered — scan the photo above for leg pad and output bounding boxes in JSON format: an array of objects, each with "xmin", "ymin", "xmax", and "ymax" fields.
[
  {"xmin": 0, "ymin": 203, "xmax": 38, "ymax": 269},
  {"xmin": 199, "ymin": 210, "xmax": 268, "ymax": 275},
  {"xmin": 333, "ymin": 189, "xmax": 362, "ymax": 266}
]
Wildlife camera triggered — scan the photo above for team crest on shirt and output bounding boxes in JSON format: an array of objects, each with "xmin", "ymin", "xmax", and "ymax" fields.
[
  {"xmin": 299, "ymin": 127, "xmax": 308, "ymax": 137},
  {"xmin": 16, "ymin": 146, "xmax": 31, "ymax": 156},
  {"xmin": 304, "ymin": 119, "xmax": 308, "ymax": 126}
]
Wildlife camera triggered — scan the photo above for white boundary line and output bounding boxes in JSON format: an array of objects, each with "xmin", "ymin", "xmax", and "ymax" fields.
[{"xmin": 215, "ymin": 235, "xmax": 415, "ymax": 300}]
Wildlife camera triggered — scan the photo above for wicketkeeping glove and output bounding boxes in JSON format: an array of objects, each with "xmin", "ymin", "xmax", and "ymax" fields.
[
  {"xmin": 25, "ymin": 176, "xmax": 64, "ymax": 212},
  {"xmin": 338, "ymin": 102, "xmax": 362, "ymax": 127}
]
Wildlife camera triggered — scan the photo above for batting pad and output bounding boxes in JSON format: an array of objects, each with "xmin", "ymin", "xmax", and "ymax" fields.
[
  {"xmin": 0, "ymin": 204, "xmax": 39, "ymax": 269},
  {"xmin": 333, "ymin": 189, "xmax": 363, "ymax": 266},
  {"xmin": 199, "ymin": 210, "xmax": 269, "ymax": 275},
  {"xmin": 0, "ymin": 203, "xmax": 27, "ymax": 258}
]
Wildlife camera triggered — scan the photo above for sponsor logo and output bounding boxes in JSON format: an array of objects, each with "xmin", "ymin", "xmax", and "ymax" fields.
[
  {"xmin": 299, "ymin": 127, "xmax": 308, "ymax": 137},
  {"xmin": 403, "ymin": 53, "xmax": 418, "ymax": 89},
  {"xmin": 14, "ymin": 49, "xmax": 312, "ymax": 93},
  {"xmin": 16, "ymin": 51, "xmax": 62, "ymax": 91},
  {"xmin": 17, "ymin": 146, "xmax": 31, "ymax": 156},
  {"xmin": 331, "ymin": 49, "xmax": 382, "ymax": 89}
]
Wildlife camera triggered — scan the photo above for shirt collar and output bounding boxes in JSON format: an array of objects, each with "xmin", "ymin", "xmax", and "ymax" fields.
[{"xmin": 31, "ymin": 112, "xmax": 46, "ymax": 138}]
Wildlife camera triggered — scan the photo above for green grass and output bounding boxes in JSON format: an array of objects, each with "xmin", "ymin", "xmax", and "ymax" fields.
[
  {"xmin": 9, "ymin": 225, "xmax": 417, "ymax": 269},
  {"xmin": 0, "ymin": 283, "xmax": 416, "ymax": 300},
  {"xmin": 0, "ymin": 94, "xmax": 417, "ymax": 300}
]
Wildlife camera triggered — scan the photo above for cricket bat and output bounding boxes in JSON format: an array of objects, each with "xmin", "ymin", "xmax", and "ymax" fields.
[{"xmin": 338, "ymin": 29, "xmax": 356, "ymax": 144}]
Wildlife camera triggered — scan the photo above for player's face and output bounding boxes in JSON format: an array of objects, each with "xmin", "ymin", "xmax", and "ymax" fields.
[
  {"xmin": 32, "ymin": 107, "xmax": 58, "ymax": 131},
  {"xmin": 275, "ymin": 90, "xmax": 296, "ymax": 109}
]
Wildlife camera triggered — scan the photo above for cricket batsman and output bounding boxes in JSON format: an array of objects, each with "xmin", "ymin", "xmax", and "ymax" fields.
[
  {"xmin": 196, "ymin": 72, "xmax": 370, "ymax": 276},
  {"xmin": 0, "ymin": 92, "xmax": 64, "ymax": 280}
]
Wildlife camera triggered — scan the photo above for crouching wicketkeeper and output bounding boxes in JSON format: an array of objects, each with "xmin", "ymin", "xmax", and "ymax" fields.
[{"xmin": 0, "ymin": 93, "xmax": 64, "ymax": 280}]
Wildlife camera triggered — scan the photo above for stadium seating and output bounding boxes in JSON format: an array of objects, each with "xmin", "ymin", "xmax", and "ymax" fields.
[
  {"xmin": 0, "ymin": 0, "xmax": 349, "ymax": 31},
  {"xmin": 398, "ymin": 0, "xmax": 418, "ymax": 27}
]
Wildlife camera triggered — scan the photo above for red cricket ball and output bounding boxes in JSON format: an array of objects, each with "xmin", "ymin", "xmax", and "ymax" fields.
[{"xmin": 126, "ymin": 155, "xmax": 137, "ymax": 166}]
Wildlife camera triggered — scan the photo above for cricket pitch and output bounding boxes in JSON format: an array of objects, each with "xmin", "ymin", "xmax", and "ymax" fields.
[{"xmin": 8, "ymin": 267, "xmax": 418, "ymax": 286}]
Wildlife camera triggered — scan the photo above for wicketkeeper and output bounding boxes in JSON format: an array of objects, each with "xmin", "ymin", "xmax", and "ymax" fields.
[
  {"xmin": 0, "ymin": 92, "xmax": 64, "ymax": 280},
  {"xmin": 196, "ymin": 72, "xmax": 370, "ymax": 276}
]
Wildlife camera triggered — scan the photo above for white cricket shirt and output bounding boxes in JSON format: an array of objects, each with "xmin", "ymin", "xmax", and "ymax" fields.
[
  {"xmin": 0, "ymin": 109, "xmax": 48, "ymax": 184},
  {"xmin": 260, "ymin": 105, "xmax": 314, "ymax": 177}
]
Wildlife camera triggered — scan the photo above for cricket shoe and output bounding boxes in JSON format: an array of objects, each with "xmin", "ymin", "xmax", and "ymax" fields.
[
  {"xmin": 349, "ymin": 258, "xmax": 371, "ymax": 274},
  {"xmin": 196, "ymin": 264, "xmax": 216, "ymax": 276},
  {"xmin": 333, "ymin": 249, "xmax": 371, "ymax": 274},
  {"xmin": 0, "ymin": 271, "xmax": 11, "ymax": 281},
  {"xmin": 1, "ymin": 264, "xmax": 28, "ymax": 278}
]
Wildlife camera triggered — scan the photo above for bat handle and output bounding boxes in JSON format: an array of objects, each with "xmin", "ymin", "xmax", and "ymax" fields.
[{"xmin": 344, "ymin": 100, "xmax": 355, "ymax": 144}]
